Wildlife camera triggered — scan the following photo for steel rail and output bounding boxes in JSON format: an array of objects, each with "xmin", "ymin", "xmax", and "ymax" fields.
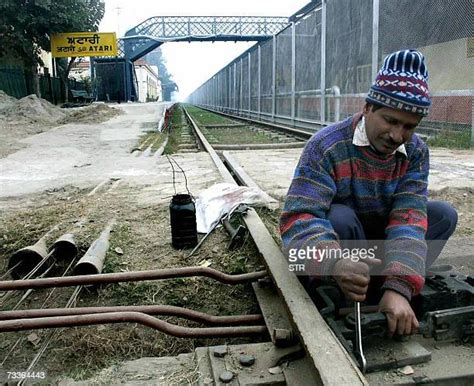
[
  {"xmin": 0, "ymin": 305, "xmax": 263, "ymax": 326},
  {"xmin": 196, "ymin": 105, "xmax": 313, "ymax": 140},
  {"xmin": 0, "ymin": 267, "xmax": 267, "ymax": 291},
  {"xmin": 182, "ymin": 105, "xmax": 367, "ymax": 385},
  {"xmin": 0, "ymin": 312, "xmax": 267, "ymax": 337}
]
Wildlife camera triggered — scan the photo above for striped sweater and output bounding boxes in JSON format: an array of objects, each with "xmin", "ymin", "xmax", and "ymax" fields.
[{"xmin": 280, "ymin": 113, "xmax": 429, "ymax": 300}]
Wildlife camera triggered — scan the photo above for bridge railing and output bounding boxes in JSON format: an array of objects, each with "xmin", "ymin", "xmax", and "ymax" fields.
[{"xmin": 127, "ymin": 16, "xmax": 289, "ymax": 39}]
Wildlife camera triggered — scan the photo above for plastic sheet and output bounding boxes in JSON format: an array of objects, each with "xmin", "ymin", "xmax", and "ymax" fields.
[{"xmin": 195, "ymin": 183, "xmax": 276, "ymax": 233}]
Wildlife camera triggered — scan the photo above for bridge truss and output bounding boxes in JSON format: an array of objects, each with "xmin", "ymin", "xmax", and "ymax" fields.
[
  {"xmin": 121, "ymin": 16, "xmax": 289, "ymax": 60},
  {"xmin": 95, "ymin": 16, "xmax": 289, "ymax": 102}
]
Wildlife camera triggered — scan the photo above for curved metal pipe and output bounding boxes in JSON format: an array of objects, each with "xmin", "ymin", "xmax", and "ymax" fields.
[
  {"xmin": 0, "ymin": 305, "xmax": 263, "ymax": 326},
  {"xmin": 0, "ymin": 267, "xmax": 267, "ymax": 291},
  {"xmin": 0, "ymin": 312, "xmax": 268, "ymax": 338}
]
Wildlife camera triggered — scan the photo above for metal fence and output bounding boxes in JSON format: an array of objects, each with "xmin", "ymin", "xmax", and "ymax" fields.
[
  {"xmin": 188, "ymin": 0, "xmax": 473, "ymax": 142},
  {"xmin": 0, "ymin": 64, "xmax": 86, "ymax": 104}
]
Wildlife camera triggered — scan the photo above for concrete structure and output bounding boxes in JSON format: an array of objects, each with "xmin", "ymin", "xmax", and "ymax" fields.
[{"xmin": 134, "ymin": 59, "xmax": 162, "ymax": 103}]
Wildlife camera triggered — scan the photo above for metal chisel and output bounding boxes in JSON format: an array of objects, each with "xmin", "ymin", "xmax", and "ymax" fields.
[{"xmin": 354, "ymin": 301, "xmax": 367, "ymax": 373}]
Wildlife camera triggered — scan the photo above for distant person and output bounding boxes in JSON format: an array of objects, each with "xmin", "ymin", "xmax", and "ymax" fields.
[{"xmin": 280, "ymin": 49, "xmax": 457, "ymax": 337}]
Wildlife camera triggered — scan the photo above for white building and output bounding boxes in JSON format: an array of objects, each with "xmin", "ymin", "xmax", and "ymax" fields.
[
  {"xmin": 69, "ymin": 60, "xmax": 91, "ymax": 81},
  {"xmin": 134, "ymin": 59, "xmax": 162, "ymax": 102},
  {"xmin": 38, "ymin": 50, "xmax": 53, "ymax": 76}
]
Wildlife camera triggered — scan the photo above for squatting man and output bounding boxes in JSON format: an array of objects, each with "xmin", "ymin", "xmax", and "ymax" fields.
[{"xmin": 280, "ymin": 49, "xmax": 457, "ymax": 337}]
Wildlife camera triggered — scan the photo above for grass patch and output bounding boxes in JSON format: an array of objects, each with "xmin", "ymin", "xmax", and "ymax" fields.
[
  {"xmin": 163, "ymin": 104, "xmax": 191, "ymax": 154},
  {"xmin": 0, "ymin": 183, "xmax": 267, "ymax": 382},
  {"xmin": 427, "ymin": 130, "xmax": 473, "ymax": 149},
  {"xmin": 201, "ymin": 127, "xmax": 278, "ymax": 144},
  {"xmin": 184, "ymin": 104, "xmax": 234, "ymax": 125},
  {"xmin": 132, "ymin": 131, "xmax": 165, "ymax": 153},
  {"xmin": 163, "ymin": 125, "xmax": 183, "ymax": 154},
  {"xmin": 102, "ymin": 223, "xmax": 133, "ymax": 274}
]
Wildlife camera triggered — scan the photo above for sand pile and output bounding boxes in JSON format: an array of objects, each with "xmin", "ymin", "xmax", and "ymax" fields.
[
  {"xmin": 0, "ymin": 94, "xmax": 121, "ymax": 158},
  {"xmin": 59, "ymin": 103, "xmax": 121, "ymax": 124},
  {"xmin": 2, "ymin": 94, "xmax": 66, "ymax": 124},
  {"xmin": 0, "ymin": 90, "xmax": 17, "ymax": 112}
]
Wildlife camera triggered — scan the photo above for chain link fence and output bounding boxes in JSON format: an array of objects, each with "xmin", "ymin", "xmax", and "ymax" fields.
[{"xmin": 188, "ymin": 0, "xmax": 473, "ymax": 144}]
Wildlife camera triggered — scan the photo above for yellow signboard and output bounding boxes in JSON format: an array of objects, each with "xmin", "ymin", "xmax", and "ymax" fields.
[{"xmin": 51, "ymin": 32, "xmax": 117, "ymax": 58}]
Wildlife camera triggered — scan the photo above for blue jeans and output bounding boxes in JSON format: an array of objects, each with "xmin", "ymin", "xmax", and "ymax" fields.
[{"xmin": 327, "ymin": 201, "xmax": 458, "ymax": 269}]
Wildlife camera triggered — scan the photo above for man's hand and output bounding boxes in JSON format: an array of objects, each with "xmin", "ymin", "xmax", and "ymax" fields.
[
  {"xmin": 332, "ymin": 258, "xmax": 382, "ymax": 301},
  {"xmin": 378, "ymin": 290, "xmax": 419, "ymax": 337}
]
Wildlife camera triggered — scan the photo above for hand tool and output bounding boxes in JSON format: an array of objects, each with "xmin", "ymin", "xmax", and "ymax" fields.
[{"xmin": 353, "ymin": 301, "xmax": 367, "ymax": 373}]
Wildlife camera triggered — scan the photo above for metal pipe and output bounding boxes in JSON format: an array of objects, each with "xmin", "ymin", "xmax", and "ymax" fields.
[
  {"xmin": 222, "ymin": 218, "xmax": 247, "ymax": 250},
  {"xmin": 74, "ymin": 220, "xmax": 115, "ymax": 275},
  {"xmin": 0, "ymin": 267, "xmax": 267, "ymax": 291},
  {"xmin": 51, "ymin": 233, "xmax": 78, "ymax": 261},
  {"xmin": 8, "ymin": 237, "xmax": 50, "ymax": 279},
  {"xmin": 0, "ymin": 305, "xmax": 263, "ymax": 326},
  {"xmin": 0, "ymin": 312, "xmax": 268, "ymax": 338}
]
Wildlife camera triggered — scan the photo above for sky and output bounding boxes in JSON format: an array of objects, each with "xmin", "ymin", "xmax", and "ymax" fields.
[{"xmin": 99, "ymin": 0, "xmax": 309, "ymax": 100}]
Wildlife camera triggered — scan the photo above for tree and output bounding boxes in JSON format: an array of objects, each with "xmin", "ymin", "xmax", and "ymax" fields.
[
  {"xmin": 0, "ymin": 0, "xmax": 105, "ymax": 98},
  {"xmin": 146, "ymin": 48, "xmax": 176, "ymax": 90}
]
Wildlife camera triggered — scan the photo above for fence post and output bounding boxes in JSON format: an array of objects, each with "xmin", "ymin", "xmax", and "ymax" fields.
[
  {"xmin": 248, "ymin": 52, "xmax": 251, "ymax": 117},
  {"xmin": 320, "ymin": 0, "xmax": 327, "ymax": 123},
  {"xmin": 291, "ymin": 22, "xmax": 296, "ymax": 125},
  {"xmin": 258, "ymin": 45, "xmax": 261, "ymax": 119},
  {"xmin": 234, "ymin": 62, "xmax": 237, "ymax": 112},
  {"xmin": 228, "ymin": 66, "xmax": 231, "ymax": 111},
  {"xmin": 213, "ymin": 76, "xmax": 216, "ymax": 108},
  {"xmin": 372, "ymin": 0, "xmax": 380, "ymax": 82},
  {"xmin": 272, "ymin": 34, "xmax": 276, "ymax": 121},
  {"xmin": 471, "ymin": 97, "xmax": 474, "ymax": 145},
  {"xmin": 240, "ymin": 58, "xmax": 243, "ymax": 115}
]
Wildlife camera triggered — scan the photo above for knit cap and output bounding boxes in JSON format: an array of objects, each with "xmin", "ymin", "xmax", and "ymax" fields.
[{"xmin": 366, "ymin": 49, "xmax": 431, "ymax": 116}]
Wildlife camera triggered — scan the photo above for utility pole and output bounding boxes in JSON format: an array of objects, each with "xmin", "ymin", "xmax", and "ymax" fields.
[{"xmin": 114, "ymin": 4, "xmax": 123, "ymax": 37}]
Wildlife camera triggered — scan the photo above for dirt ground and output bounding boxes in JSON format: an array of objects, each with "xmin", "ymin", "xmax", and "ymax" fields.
[
  {"xmin": 0, "ymin": 101, "xmax": 265, "ymax": 381},
  {"xmin": 0, "ymin": 92, "xmax": 121, "ymax": 158},
  {"xmin": 0, "ymin": 101, "xmax": 472, "ymax": 382},
  {"xmin": 0, "ymin": 178, "xmax": 264, "ymax": 381}
]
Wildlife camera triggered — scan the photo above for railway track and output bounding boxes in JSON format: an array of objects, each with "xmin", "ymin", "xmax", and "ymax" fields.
[
  {"xmin": 1, "ymin": 104, "xmax": 471, "ymax": 384},
  {"xmin": 175, "ymin": 104, "xmax": 309, "ymax": 154},
  {"xmin": 178, "ymin": 105, "xmax": 474, "ymax": 384},
  {"xmin": 0, "ymin": 104, "xmax": 361, "ymax": 384},
  {"xmin": 180, "ymin": 105, "xmax": 365, "ymax": 385}
]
